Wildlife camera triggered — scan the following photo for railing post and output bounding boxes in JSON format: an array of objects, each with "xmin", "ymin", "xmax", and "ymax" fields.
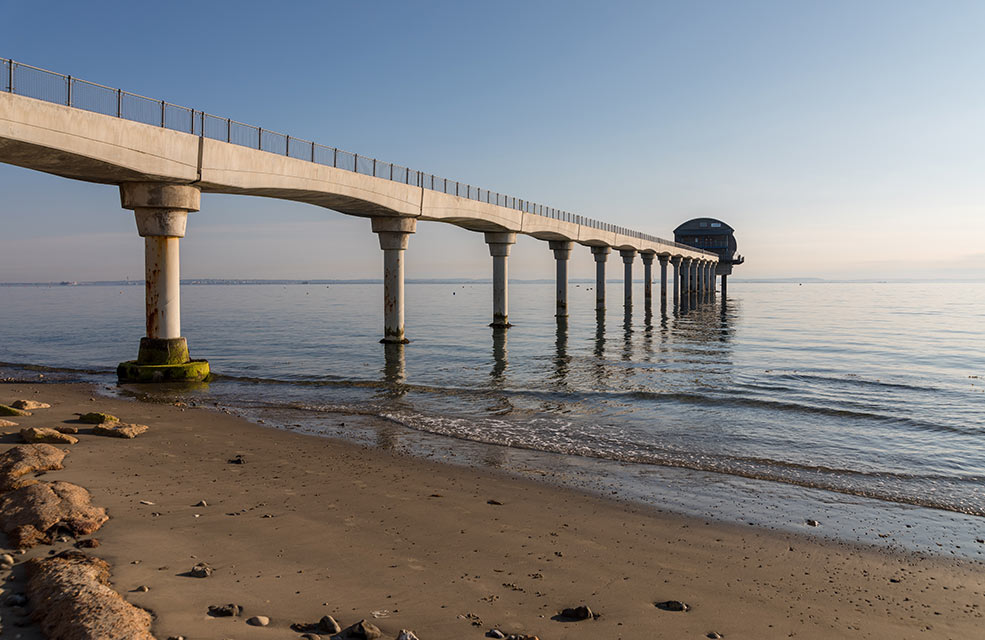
[
  {"xmin": 311, "ymin": 143, "xmax": 315, "ymax": 163},
  {"xmin": 161, "ymin": 100, "xmax": 166, "ymax": 127},
  {"xmin": 117, "ymin": 88, "xmax": 122, "ymax": 117},
  {"xmin": 226, "ymin": 118, "xmax": 231, "ymax": 143},
  {"xmin": 66, "ymin": 75, "xmax": 72, "ymax": 107},
  {"xmin": 286, "ymin": 136, "xmax": 290, "ymax": 156},
  {"xmin": 258, "ymin": 127, "xmax": 263, "ymax": 149},
  {"xmin": 333, "ymin": 148, "xmax": 338, "ymax": 167},
  {"xmin": 7, "ymin": 60, "xmax": 12, "ymax": 93}
]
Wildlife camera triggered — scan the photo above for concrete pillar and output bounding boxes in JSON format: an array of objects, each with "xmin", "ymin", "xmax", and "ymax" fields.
[
  {"xmin": 710, "ymin": 264, "xmax": 718, "ymax": 295},
  {"xmin": 485, "ymin": 232, "xmax": 516, "ymax": 327},
  {"xmin": 681, "ymin": 258, "xmax": 691, "ymax": 295},
  {"xmin": 670, "ymin": 256, "xmax": 681, "ymax": 306},
  {"xmin": 641, "ymin": 252, "xmax": 655, "ymax": 306},
  {"xmin": 550, "ymin": 240, "xmax": 573, "ymax": 318},
  {"xmin": 117, "ymin": 182, "xmax": 209, "ymax": 382},
  {"xmin": 591, "ymin": 246, "xmax": 611, "ymax": 311},
  {"xmin": 696, "ymin": 261, "xmax": 705, "ymax": 296},
  {"xmin": 372, "ymin": 217, "xmax": 417, "ymax": 344},
  {"xmin": 721, "ymin": 273, "xmax": 728, "ymax": 297},
  {"xmin": 658, "ymin": 255, "xmax": 669, "ymax": 307},
  {"xmin": 620, "ymin": 249, "xmax": 637, "ymax": 307}
]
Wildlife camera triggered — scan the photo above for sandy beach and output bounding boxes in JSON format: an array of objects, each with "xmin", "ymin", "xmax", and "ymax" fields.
[{"xmin": 0, "ymin": 381, "xmax": 982, "ymax": 639}]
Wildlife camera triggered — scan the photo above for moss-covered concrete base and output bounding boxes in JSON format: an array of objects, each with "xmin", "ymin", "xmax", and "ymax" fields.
[
  {"xmin": 137, "ymin": 338, "xmax": 189, "ymax": 365},
  {"xmin": 117, "ymin": 360, "xmax": 210, "ymax": 383}
]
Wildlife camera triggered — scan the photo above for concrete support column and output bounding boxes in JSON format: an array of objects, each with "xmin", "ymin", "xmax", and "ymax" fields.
[
  {"xmin": 144, "ymin": 237, "xmax": 181, "ymax": 338},
  {"xmin": 485, "ymin": 232, "xmax": 516, "ymax": 327},
  {"xmin": 721, "ymin": 273, "xmax": 728, "ymax": 297},
  {"xmin": 670, "ymin": 256, "xmax": 681, "ymax": 306},
  {"xmin": 658, "ymin": 255, "xmax": 669, "ymax": 308},
  {"xmin": 117, "ymin": 182, "xmax": 209, "ymax": 382},
  {"xmin": 372, "ymin": 217, "xmax": 417, "ymax": 344},
  {"xmin": 641, "ymin": 252, "xmax": 655, "ymax": 305},
  {"xmin": 696, "ymin": 261, "xmax": 705, "ymax": 296},
  {"xmin": 710, "ymin": 264, "xmax": 718, "ymax": 295},
  {"xmin": 620, "ymin": 249, "xmax": 637, "ymax": 307},
  {"xmin": 681, "ymin": 258, "xmax": 692, "ymax": 295},
  {"xmin": 591, "ymin": 246, "xmax": 611, "ymax": 312},
  {"xmin": 549, "ymin": 240, "xmax": 573, "ymax": 318}
]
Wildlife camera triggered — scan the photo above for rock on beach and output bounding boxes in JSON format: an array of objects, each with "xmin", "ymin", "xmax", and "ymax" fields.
[
  {"xmin": 0, "ymin": 404, "xmax": 32, "ymax": 417},
  {"xmin": 0, "ymin": 480, "xmax": 109, "ymax": 548},
  {"xmin": 76, "ymin": 412, "xmax": 119, "ymax": 424},
  {"xmin": 11, "ymin": 399, "xmax": 51, "ymax": 410},
  {"xmin": 92, "ymin": 422, "xmax": 149, "ymax": 438},
  {"xmin": 0, "ymin": 444, "xmax": 67, "ymax": 491},
  {"xmin": 26, "ymin": 551, "xmax": 154, "ymax": 639},
  {"xmin": 20, "ymin": 427, "xmax": 79, "ymax": 445}
]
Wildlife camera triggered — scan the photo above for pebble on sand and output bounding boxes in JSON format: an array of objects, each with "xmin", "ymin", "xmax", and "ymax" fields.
[
  {"xmin": 189, "ymin": 562, "xmax": 213, "ymax": 578},
  {"xmin": 207, "ymin": 603, "xmax": 242, "ymax": 617},
  {"xmin": 0, "ymin": 419, "xmax": 18, "ymax": 427},
  {"xmin": 397, "ymin": 630, "xmax": 420, "ymax": 640},
  {"xmin": 341, "ymin": 619, "xmax": 383, "ymax": 639},
  {"xmin": 559, "ymin": 604, "xmax": 594, "ymax": 620},
  {"xmin": 806, "ymin": 519, "xmax": 821, "ymax": 527},
  {"xmin": 246, "ymin": 615, "xmax": 270, "ymax": 626},
  {"xmin": 319, "ymin": 615, "xmax": 342, "ymax": 633},
  {"xmin": 655, "ymin": 600, "xmax": 691, "ymax": 612}
]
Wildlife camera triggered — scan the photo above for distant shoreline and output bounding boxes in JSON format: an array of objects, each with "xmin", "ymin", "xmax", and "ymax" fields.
[{"xmin": 3, "ymin": 278, "xmax": 984, "ymax": 287}]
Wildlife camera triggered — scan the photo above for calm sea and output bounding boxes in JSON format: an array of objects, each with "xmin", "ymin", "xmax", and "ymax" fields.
[{"xmin": 2, "ymin": 282, "xmax": 983, "ymax": 556}]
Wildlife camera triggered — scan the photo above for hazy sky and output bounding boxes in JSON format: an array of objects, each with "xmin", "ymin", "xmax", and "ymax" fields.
[{"xmin": 1, "ymin": 0, "xmax": 983, "ymax": 282}]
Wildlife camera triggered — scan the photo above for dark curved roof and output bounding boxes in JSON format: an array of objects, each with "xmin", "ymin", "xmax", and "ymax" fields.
[{"xmin": 673, "ymin": 217, "xmax": 735, "ymax": 235}]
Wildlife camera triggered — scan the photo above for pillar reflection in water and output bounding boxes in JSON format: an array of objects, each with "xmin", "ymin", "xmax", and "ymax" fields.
[
  {"xmin": 553, "ymin": 316, "xmax": 569, "ymax": 383},
  {"xmin": 592, "ymin": 309, "xmax": 608, "ymax": 385},
  {"xmin": 643, "ymin": 305, "xmax": 654, "ymax": 358},
  {"xmin": 382, "ymin": 342, "xmax": 407, "ymax": 398},
  {"xmin": 490, "ymin": 326, "xmax": 508, "ymax": 384},
  {"xmin": 622, "ymin": 305, "xmax": 634, "ymax": 361}
]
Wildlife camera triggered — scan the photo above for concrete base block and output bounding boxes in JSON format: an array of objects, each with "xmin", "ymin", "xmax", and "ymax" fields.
[
  {"xmin": 137, "ymin": 337, "xmax": 189, "ymax": 365},
  {"xmin": 117, "ymin": 360, "xmax": 210, "ymax": 383},
  {"xmin": 379, "ymin": 337, "xmax": 410, "ymax": 345}
]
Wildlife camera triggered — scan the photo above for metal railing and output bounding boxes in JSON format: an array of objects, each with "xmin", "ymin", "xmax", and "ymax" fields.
[{"xmin": 1, "ymin": 58, "xmax": 707, "ymax": 254}]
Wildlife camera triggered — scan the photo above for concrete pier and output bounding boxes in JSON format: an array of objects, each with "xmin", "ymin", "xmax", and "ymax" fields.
[
  {"xmin": 485, "ymin": 232, "xmax": 516, "ymax": 327},
  {"xmin": 117, "ymin": 182, "xmax": 209, "ymax": 383},
  {"xmin": 550, "ymin": 240, "xmax": 573, "ymax": 318},
  {"xmin": 372, "ymin": 217, "xmax": 416, "ymax": 344},
  {"xmin": 642, "ymin": 252, "xmax": 655, "ymax": 306},
  {"xmin": 721, "ymin": 273, "xmax": 728, "ymax": 297},
  {"xmin": 591, "ymin": 246, "xmax": 611, "ymax": 312},
  {"xmin": 620, "ymin": 249, "xmax": 637, "ymax": 308}
]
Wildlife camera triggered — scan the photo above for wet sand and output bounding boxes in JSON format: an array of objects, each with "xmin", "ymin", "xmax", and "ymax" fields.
[{"xmin": 1, "ymin": 381, "xmax": 983, "ymax": 639}]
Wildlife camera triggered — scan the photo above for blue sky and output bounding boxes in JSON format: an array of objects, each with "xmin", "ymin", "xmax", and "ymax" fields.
[{"xmin": 1, "ymin": 0, "xmax": 983, "ymax": 281}]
